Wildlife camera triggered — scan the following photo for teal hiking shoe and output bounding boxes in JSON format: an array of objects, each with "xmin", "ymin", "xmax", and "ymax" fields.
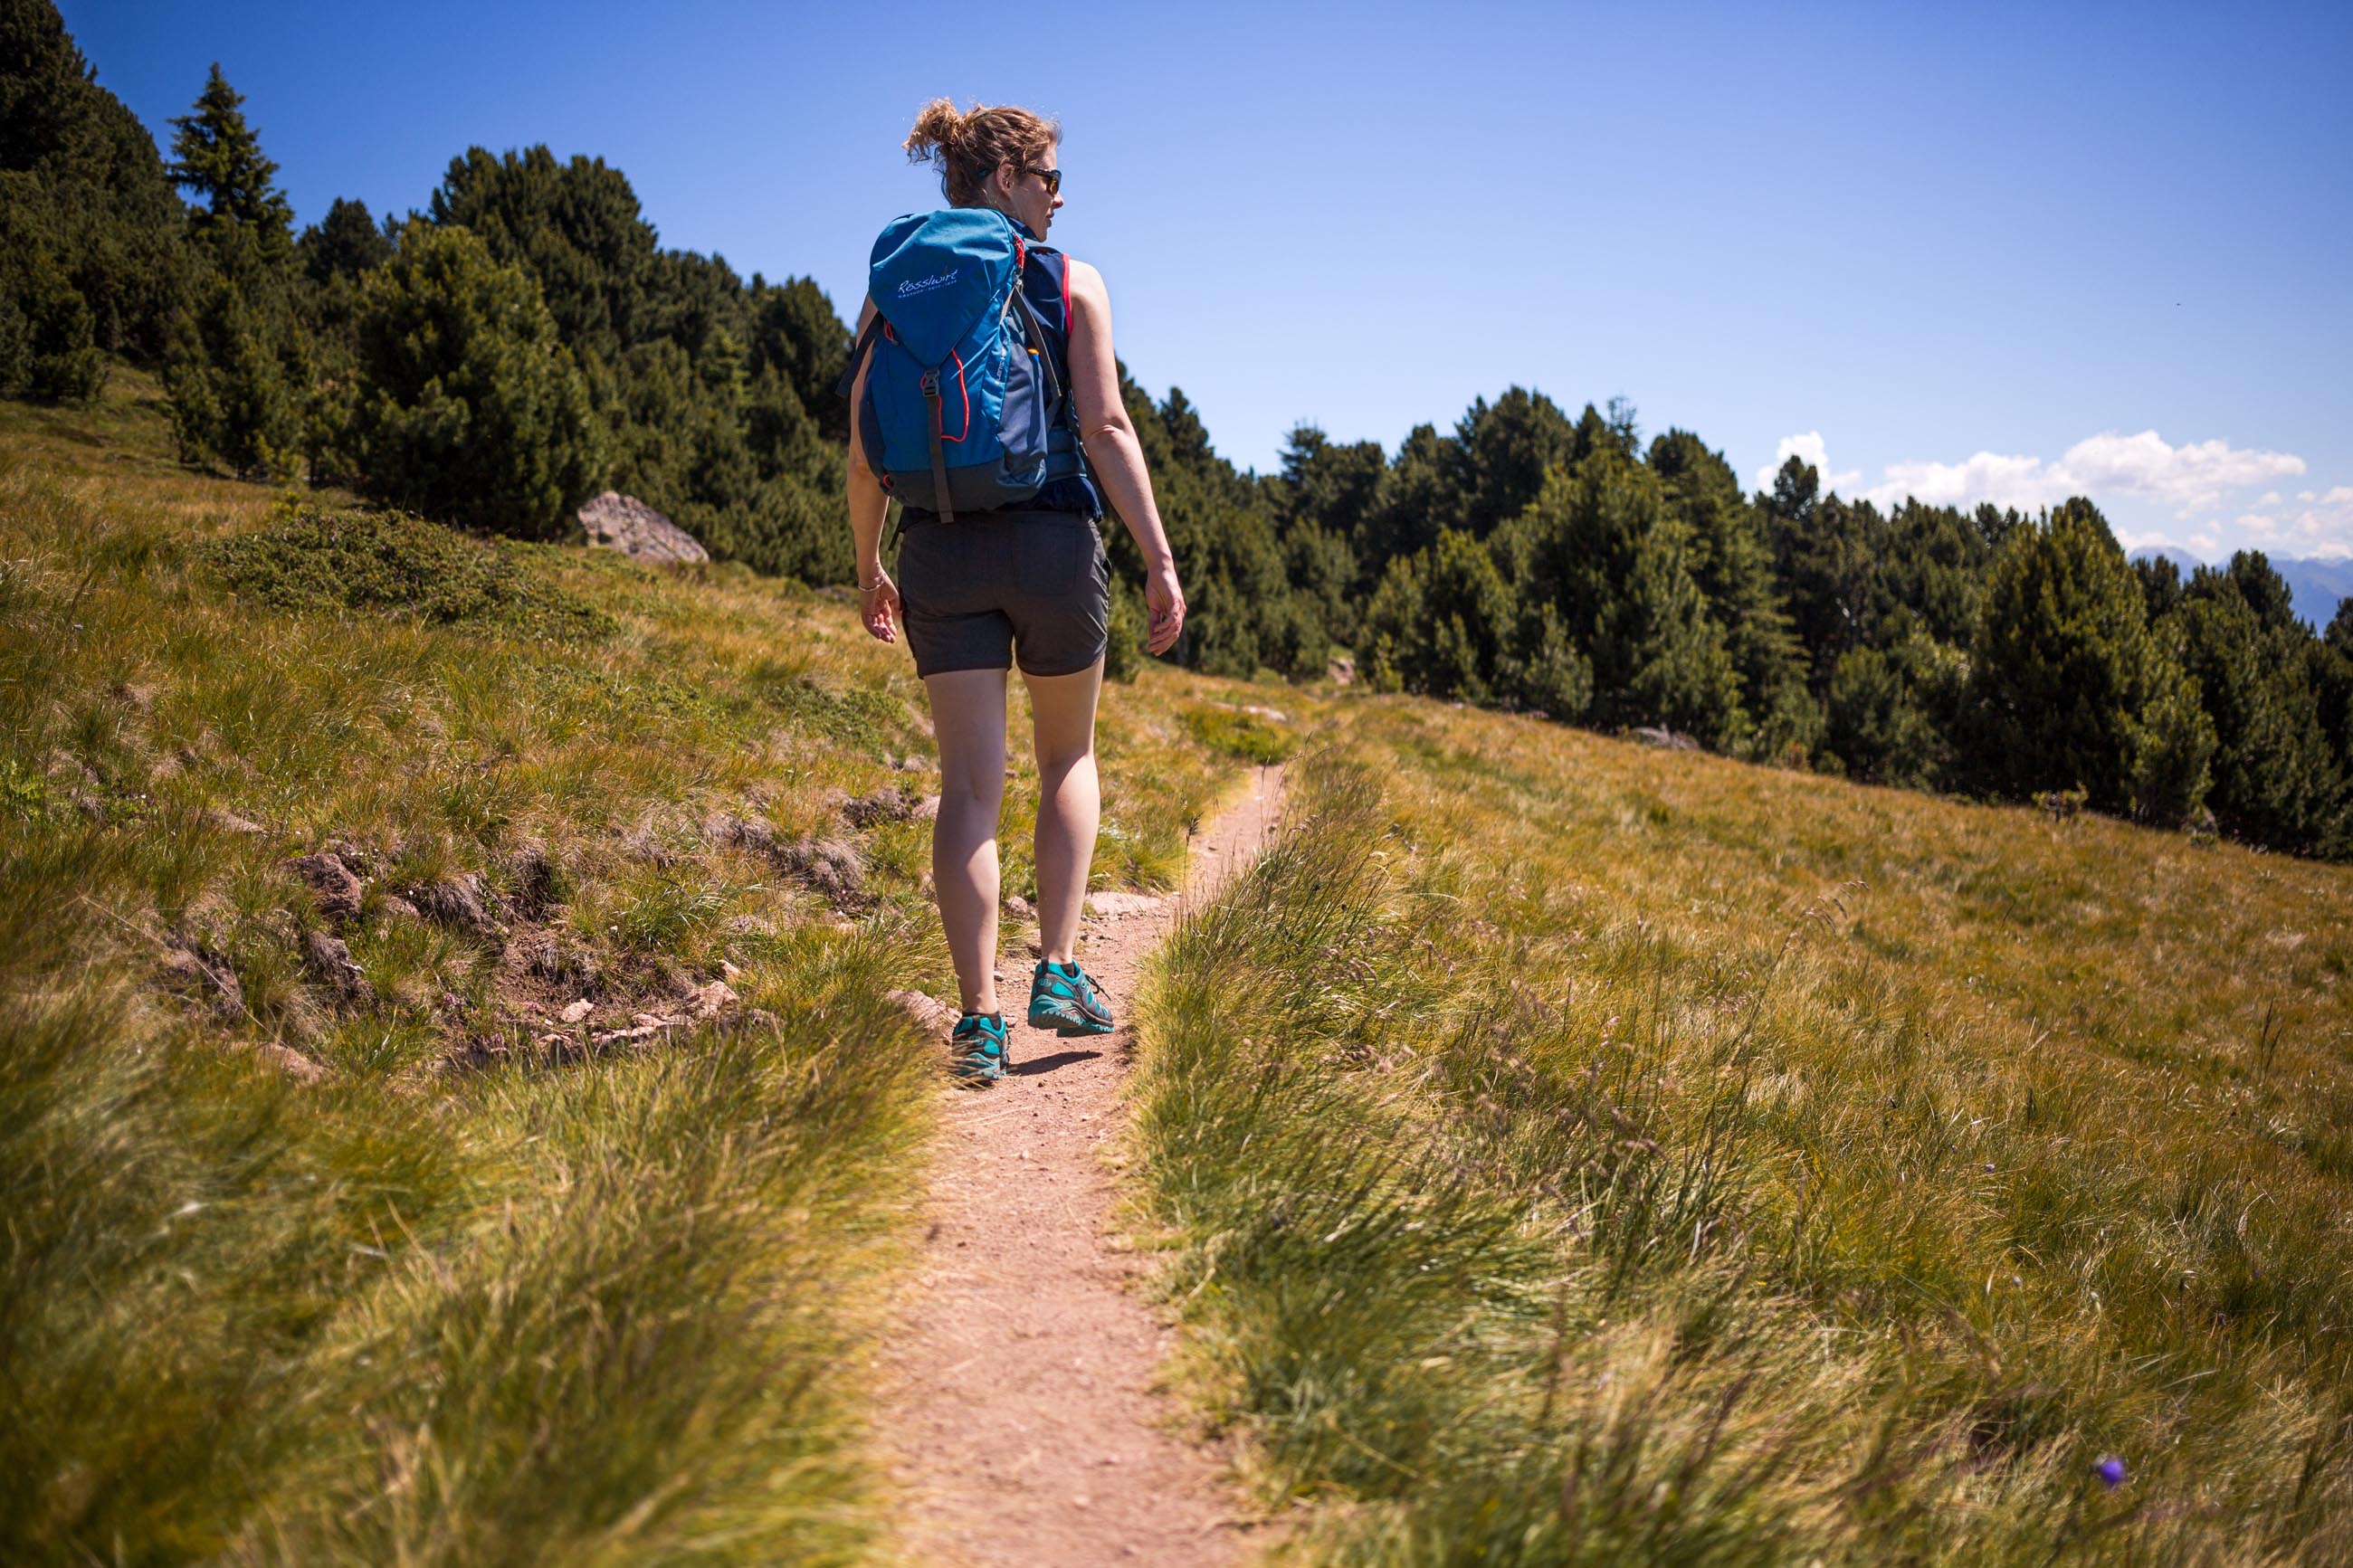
[
  {"xmin": 949, "ymin": 1012, "xmax": 1007, "ymax": 1083},
  {"xmin": 1027, "ymin": 959, "xmax": 1115, "ymax": 1037}
]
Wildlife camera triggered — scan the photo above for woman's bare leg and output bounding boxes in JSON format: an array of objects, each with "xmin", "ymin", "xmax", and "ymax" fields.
[
  {"xmin": 926, "ymin": 668, "xmax": 1009, "ymax": 1013},
  {"xmin": 1022, "ymin": 660, "xmax": 1104, "ymax": 965}
]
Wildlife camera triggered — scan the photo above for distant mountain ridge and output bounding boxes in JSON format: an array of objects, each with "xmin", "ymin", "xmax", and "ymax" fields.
[{"xmin": 2129, "ymin": 547, "xmax": 2353, "ymax": 631}]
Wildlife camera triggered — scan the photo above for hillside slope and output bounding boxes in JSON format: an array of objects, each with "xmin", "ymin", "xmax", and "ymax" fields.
[
  {"xmin": 14, "ymin": 373, "xmax": 2351, "ymax": 1563},
  {"xmin": 1135, "ymin": 699, "xmax": 2353, "ymax": 1562},
  {"xmin": 0, "ymin": 375, "xmax": 1271, "ymax": 1563}
]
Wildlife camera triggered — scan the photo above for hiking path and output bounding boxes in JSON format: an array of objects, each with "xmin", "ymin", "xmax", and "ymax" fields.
[{"xmin": 872, "ymin": 764, "xmax": 1285, "ymax": 1566}]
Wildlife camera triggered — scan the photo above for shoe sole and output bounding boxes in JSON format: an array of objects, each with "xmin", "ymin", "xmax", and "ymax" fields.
[{"xmin": 1029, "ymin": 1003, "xmax": 1114, "ymax": 1034}]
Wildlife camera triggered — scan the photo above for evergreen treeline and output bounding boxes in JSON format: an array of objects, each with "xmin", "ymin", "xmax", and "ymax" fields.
[
  {"xmin": 3, "ymin": 0, "xmax": 852, "ymax": 578},
  {"xmin": 7, "ymin": 0, "xmax": 2351, "ymax": 859}
]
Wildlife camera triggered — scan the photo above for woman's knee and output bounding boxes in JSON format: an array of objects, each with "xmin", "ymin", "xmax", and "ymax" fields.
[
  {"xmin": 935, "ymin": 770, "xmax": 1005, "ymax": 823},
  {"xmin": 1032, "ymin": 733, "xmax": 1097, "ymax": 780}
]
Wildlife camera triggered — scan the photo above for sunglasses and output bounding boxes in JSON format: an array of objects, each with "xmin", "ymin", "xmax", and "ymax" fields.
[{"xmin": 1016, "ymin": 164, "xmax": 1062, "ymax": 197}]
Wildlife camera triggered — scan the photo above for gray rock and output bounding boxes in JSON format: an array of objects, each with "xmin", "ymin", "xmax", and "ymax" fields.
[
  {"xmin": 886, "ymin": 988, "xmax": 958, "ymax": 1035},
  {"xmin": 689, "ymin": 980, "xmax": 737, "ymax": 1020},
  {"xmin": 577, "ymin": 491, "xmax": 709, "ymax": 565}
]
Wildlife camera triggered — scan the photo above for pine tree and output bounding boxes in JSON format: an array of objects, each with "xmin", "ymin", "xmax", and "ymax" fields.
[
  {"xmin": 2174, "ymin": 555, "xmax": 2347, "ymax": 853},
  {"xmin": 1439, "ymin": 386, "xmax": 1579, "ymax": 537},
  {"xmin": 1496, "ymin": 451, "xmax": 1742, "ymax": 743},
  {"xmin": 162, "ymin": 246, "xmax": 309, "ymax": 478},
  {"xmin": 1, "ymin": 0, "xmax": 187, "ymax": 386},
  {"xmin": 157, "ymin": 62, "xmax": 314, "ymax": 471},
  {"xmin": 167, "ymin": 64, "xmax": 292, "ymax": 263},
  {"xmin": 1357, "ymin": 422, "xmax": 1448, "ymax": 587},
  {"xmin": 2310, "ymin": 607, "xmax": 2353, "ymax": 810},
  {"xmin": 748, "ymin": 274, "xmax": 852, "ymax": 442},
  {"xmin": 298, "ymin": 196, "xmax": 392, "ymax": 285},
  {"xmin": 1363, "ymin": 529, "xmax": 1521, "ymax": 702},
  {"xmin": 1650, "ymin": 429, "xmax": 1818, "ymax": 758},
  {"xmin": 1764, "ymin": 467, "xmax": 1892, "ymax": 690},
  {"xmin": 1823, "ymin": 627, "xmax": 1963, "ymax": 785},
  {"xmin": 1970, "ymin": 498, "xmax": 2211, "ymax": 821},
  {"xmin": 344, "ymin": 222, "xmax": 602, "ymax": 538}
]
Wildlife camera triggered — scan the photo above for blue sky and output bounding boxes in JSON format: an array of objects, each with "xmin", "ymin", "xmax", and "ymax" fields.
[{"xmin": 64, "ymin": 0, "xmax": 2353, "ymax": 560}]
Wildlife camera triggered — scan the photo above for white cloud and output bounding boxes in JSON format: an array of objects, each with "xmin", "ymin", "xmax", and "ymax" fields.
[
  {"xmin": 1757, "ymin": 429, "xmax": 2308, "ymax": 518},
  {"xmin": 1751, "ymin": 432, "xmax": 1861, "ymax": 496},
  {"xmin": 1861, "ymin": 451, "xmax": 2052, "ymax": 510},
  {"xmin": 2261, "ymin": 491, "xmax": 2282, "ymax": 506},
  {"xmin": 2281, "ymin": 487, "xmax": 2353, "ymax": 557},
  {"xmin": 2057, "ymin": 432, "xmax": 2305, "ymax": 513}
]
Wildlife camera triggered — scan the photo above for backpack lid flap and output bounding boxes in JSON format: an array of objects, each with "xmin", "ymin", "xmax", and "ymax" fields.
[{"xmin": 868, "ymin": 208, "xmax": 1020, "ymax": 366}]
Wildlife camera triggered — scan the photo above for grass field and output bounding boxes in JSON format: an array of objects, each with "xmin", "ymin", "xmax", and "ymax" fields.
[
  {"xmin": 17, "ymin": 369, "xmax": 2353, "ymax": 1564},
  {"xmin": 1132, "ymin": 706, "xmax": 2353, "ymax": 1563},
  {"xmin": 0, "ymin": 373, "xmax": 1264, "ymax": 1563}
]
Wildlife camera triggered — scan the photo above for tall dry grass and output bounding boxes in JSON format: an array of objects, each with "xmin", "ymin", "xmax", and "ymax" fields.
[
  {"xmin": 1132, "ymin": 702, "xmax": 2353, "ymax": 1563},
  {"xmin": 0, "ymin": 371, "xmax": 1267, "ymax": 1563}
]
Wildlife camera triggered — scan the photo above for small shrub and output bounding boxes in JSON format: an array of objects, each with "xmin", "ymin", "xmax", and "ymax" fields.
[
  {"xmin": 1182, "ymin": 705, "xmax": 1297, "ymax": 765},
  {"xmin": 201, "ymin": 504, "xmax": 614, "ymax": 641}
]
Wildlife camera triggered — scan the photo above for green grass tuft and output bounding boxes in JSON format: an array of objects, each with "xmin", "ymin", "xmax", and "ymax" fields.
[
  {"xmin": 201, "ymin": 501, "xmax": 616, "ymax": 641},
  {"xmin": 1183, "ymin": 703, "xmax": 1300, "ymax": 765}
]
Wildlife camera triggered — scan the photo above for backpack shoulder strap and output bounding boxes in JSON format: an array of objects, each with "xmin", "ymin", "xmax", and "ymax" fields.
[
  {"xmin": 834, "ymin": 309, "xmax": 886, "ymax": 399},
  {"xmin": 1008, "ymin": 290, "xmax": 1063, "ymax": 408}
]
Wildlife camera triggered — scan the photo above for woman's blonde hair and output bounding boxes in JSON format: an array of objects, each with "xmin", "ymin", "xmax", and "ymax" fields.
[{"xmin": 904, "ymin": 99, "xmax": 1060, "ymax": 209}]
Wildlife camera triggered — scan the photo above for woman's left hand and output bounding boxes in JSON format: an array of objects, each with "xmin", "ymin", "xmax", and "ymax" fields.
[{"xmin": 860, "ymin": 573, "xmax": 901, "ymax": 643}]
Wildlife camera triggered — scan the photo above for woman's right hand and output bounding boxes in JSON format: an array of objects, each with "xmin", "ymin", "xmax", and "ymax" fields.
[
  {"xmin": 1144, "ymin": 558, "xmax": 1186, "ymax": 656},
  {"xmin": 861, "ymin": 572, "xmax": 902, "ymax": 643}
]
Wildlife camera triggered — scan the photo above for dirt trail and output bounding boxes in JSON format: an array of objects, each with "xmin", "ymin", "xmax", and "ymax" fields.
[{"xmin": 873, "ymin": 765, "xmax": 1285, "ymax": 1567}]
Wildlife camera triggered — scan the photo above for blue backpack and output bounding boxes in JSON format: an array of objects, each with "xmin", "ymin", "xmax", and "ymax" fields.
[{"xmin": 838, "ymin": 207, "xmax": 1083, "ymax": 521}]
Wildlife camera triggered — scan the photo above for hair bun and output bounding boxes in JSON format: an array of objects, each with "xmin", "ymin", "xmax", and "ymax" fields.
[
  {"xmin": 901, "ymin": 99, "xmax": 1061, "ymax": 208},
  {"xmin": 903, "ymin": 98, "xmax": 966, "ymax": 159}
]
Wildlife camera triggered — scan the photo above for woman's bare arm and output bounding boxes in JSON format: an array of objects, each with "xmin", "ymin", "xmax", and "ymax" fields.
[
  {"xmin": 844, "ymin": 298, "xmax": 900, "ymax": 642},
  {"xmin": 1065, "ymin": 261, "xmax": 1186, "ymax": 655}
]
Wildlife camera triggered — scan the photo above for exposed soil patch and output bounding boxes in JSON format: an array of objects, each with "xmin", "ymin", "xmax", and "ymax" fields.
[{"xmin": 872, "ymin": 765, "xmax": 1285, "ymax": 1567}]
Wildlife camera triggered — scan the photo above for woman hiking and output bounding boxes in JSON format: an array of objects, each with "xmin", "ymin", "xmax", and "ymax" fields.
[{"xmin": 844, "ymin": 100, "xmax": 1186, "ymax": 1083}]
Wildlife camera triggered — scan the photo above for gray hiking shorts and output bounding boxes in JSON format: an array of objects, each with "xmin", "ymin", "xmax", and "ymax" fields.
[{"xmin": 896, "ymin": 508, "xmax": 1110, "ymax": 679}]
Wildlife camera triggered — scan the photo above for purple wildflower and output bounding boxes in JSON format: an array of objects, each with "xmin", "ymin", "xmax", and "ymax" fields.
[{"xmin": 2094, "ymin": 1455, "xmax": 2127, "ymax": 1488}]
